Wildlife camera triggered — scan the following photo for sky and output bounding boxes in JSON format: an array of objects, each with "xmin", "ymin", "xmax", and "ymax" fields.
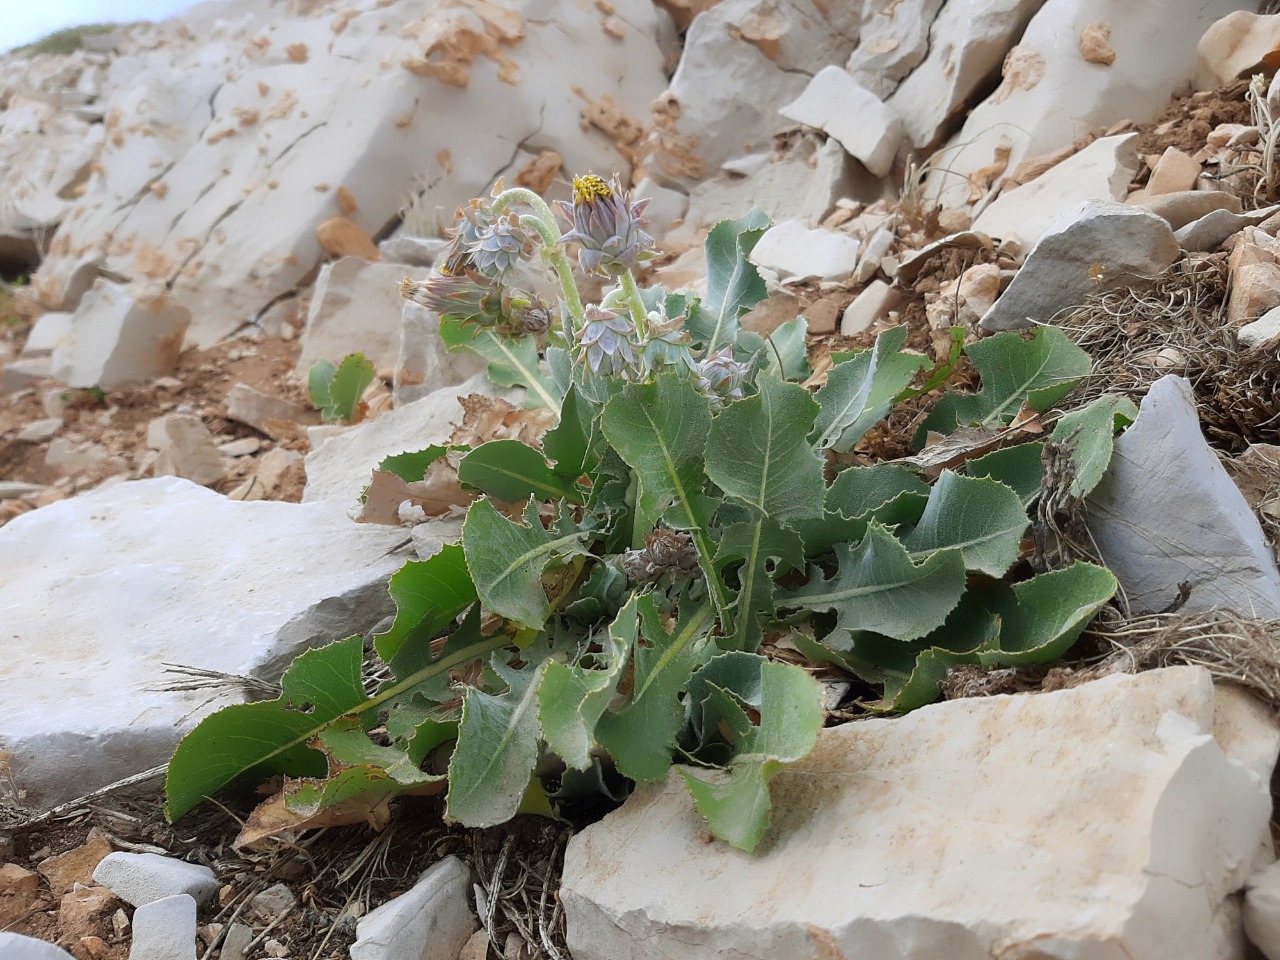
[{"xmin": 1, "ymin": 0, "xmax": 203, "ymax": 52}]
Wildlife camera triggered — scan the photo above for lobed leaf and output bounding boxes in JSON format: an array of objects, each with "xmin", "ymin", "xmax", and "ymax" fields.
[
  {"xmin": 457, "ymin": 439, "xmax": 583, "ymax": 504},
  {"xmin": 1048, "ymin": 394, "xmax": 1138, "ymax": 499},
  {"xmin": 686, "ymin": 209, "xmax": 771, "ymax": 352},
  {"xmin": 325, "ymin": 353, "xmax": 376, "ymax": 422},
  {"xmin": 374, "ymin": 544, "xmax": 477, "ymax": 662},
  {"xmin": 812, "ymin": 327, "xmax": 929, "ymax": 452},
  {"xmin": 902, "ymin": 471, "xmax": 1029, "ymax": 577}
]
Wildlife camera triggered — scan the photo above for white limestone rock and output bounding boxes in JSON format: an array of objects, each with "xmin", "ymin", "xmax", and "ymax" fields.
[
  {"xmin": 1246, "ymin": 859, "xmax": 1280, "ymax": 960},
  {"xmin": 1176, "ymin": 204, "xmax": 1280, "ymax": 253},
  {"xmin": 1195, "ymin": 11, "xmax": 1280, "ymax": 90},
  {"xmin": 0, "ymin": 477, "xmax": 407, "ymax": 808},
  {"xmin": 562, "ymin": 667, "xmax": 1278, "ymax": 960},
  {"xmin": 20, "ymin": 312, "xmax": 73, "ymax": 358},
  {"xmin": 50, "ymin": 280, "xmax": 190, "ymax": 390},
  {"xmin": 971, "ymin": 133, "xmax": 1139, "ymax": 252},
  {"xmin": 394, "ymin": 300, "xmax": 487, "ymax": 407},
  {"xmin": 1240, "ymin": 306, "xmax": 1280, "ymax": 349},
  {"xmin": 379, "ymin": 236, "xmax": 448, "ymax": 269},
  {"xmin": 841, "ymin": 280, "xmax": 904, "ymax": 335},
  {"xmin": 749, "ymin": 221, "xmax": 860, "ymax": 283},
  {"xmin": 887, "ymin": 0, "xmax": 1047, "ymax": 150},
  {"xmin": 980, "ymin": 200, "xmax": 1179, "ymax": 331},
  {"xmin": 646, "ymin": 0, "xmax": 861, "ymax": 187},
  {"xmin": 225, "ymin": 383, "xmax": 314, "ymax": 441},
  {"xmin": 93, "ymin": 853, "xmax": 218, "ymax": 908},
  {"xmin": 2, "ymin": 357, "xmax": 52, "ymax": 394},
  {"xmin": 927, "ymin": 0, "xmax": 1251, "ymax": 209},
  {"xmin": 779, "ymin": 67, "xmax": 904, "ymax": 177},
  {"xmin": 304, "ymin": 372, "xmax": 521, "ymax": 504},
  {"xmin": 846, "ymin": 0, "xmax": 946, "ymax": 96},
  {"xmin": 0, "ymin": 933, "xmax": 76, "ymax": 960},
  {"xmin": 350, "ymin": 857, "xmax": 476, "ymax": 960},
  {"xmin": 129, "ymin": 894, "xmax": 197, "ymax": 960},
  {"xmin": 147, "ymin": 414, "xmax": 226, "ymax": 487},
  {"xmin": 1087, "ymin": 375, "xmax": 1280, "ymax": 617},
  {"xmin": 296, "ymin": 258, "xmax": 411, "ymax": 377}
]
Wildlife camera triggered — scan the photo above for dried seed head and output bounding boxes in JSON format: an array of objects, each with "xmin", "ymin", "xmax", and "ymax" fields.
[
  {"xmin": 622, "ymin": 528, "xmax": 700, "ymax": 584},
  {"xmin": 400, "ymin": 272, "xmax": 500, "ymax": 326}
]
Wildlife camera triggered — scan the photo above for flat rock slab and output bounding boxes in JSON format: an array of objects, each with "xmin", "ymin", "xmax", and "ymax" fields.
[
  {"xmin": 1087, "ymin": 375, "xmax": 1280, "ymax": 617},
  {"xmin": 350, "ymin": 856, "xmax": 476, "ymax": 960},
  {"xmin": 562, "ymin": 667, "xmax": 1278, "ymax": 960},
  {"xmin": 0, "ymin": 477, "xmax": 407, "ymax": 808}
]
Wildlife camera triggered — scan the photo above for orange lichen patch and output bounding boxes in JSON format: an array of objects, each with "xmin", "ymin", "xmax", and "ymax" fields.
[
  {"xmin": 49, "ymin": 235, "xmax": 72, "ymax": 256},
  {"xmin": 576, "ymin": 89, "xmax": 646, "ymax": 165},
  {"xmin": 286, "ymin": 43, "xmax": 308, "ymax": 63},
  {"xmin": 266, "ymin": 89, "xmax": 299, "ymax": 121},
  {"xmin": 595, "ymin": 0, "xmax": 615, "ymax": 11},
  {"xmin": 331, "ymin": 8, "xmax": 359, "ymax": 34},
  {"xmin": 207, "ymin": 128, "xmax": 237, "ymax": 144},
  {"xmin": 314, "ymin": 183, "xmax": 331, "ymax": 192},
  {"xmin": 149, "ymin": 181, "xmax": 168, "ymax": 198},
  {"xmin": 1079, "ymin": 21, "xmax": 1116, "ymax": 66},
  {"xmin": 401, "ymin": 0, "xmax": 526, "ymax": 88},
  {"xmin": 103, "ymin": 107, "xmax": 122, "ymax": 130},
  {"xmin": 337, "ymin": 186, "xmax": 358, "ymax": 216},
  {"xmin": 966, "ymin": 141, "xmax": 1014, "ymax": 203},
  {"xmin": 734, "ymin": 13, "xmax": 784, "ymax": 60},
  {"xmin": 257, "ymin": 80, "xmax": 271, "ymax": 96},
  {"xmin": 110, "ymin": 131, "xmax": 123, "ymax": 147},
  {"xmin": 601, "ymin": 15, "xmax": 626, "ymax": 39},
  {"xmin": 515, "ymin": 149, "xmax": 562, "ymax": 194},
  {"xmin": 316, "ymin": 216, "xmax": 380, "ymax": 260},
  {"xmin": 233, "ymin": 107, "xmax": 260, "ymax": 126},
  {"xmin": 653, "ymin": 0, "xmax": 717, "ymax": 30},
  {"xmin": 247, "ymin": 34, "xmax": 271, "ymax": 55},
  {"xmin": 395, "ymin": 112, "xmax": 413, "ymax": 128},
  {"xmin": 134, "ymin": 244, "xmax": 175, "ymax": 280},
  {"xmin": 648, "ymin": 91, "xmax": 704, "ymax": 180},
  {"xmin": 991, "ymin": 44, "xmax": 1046, "ymax": 104},
  {"xmin": 437, "ymin": 148, "xmax": 455, "ymax": 174}
]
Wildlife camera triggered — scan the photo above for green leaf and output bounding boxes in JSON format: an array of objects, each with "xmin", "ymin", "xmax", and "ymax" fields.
[
  {"xmin": 441, "ymin": 322, "xmax": 560, "ymax": 410},
  {"xmin": 462, "ymin": 498, "xmax": 590, "ymax": 630},
  {"xmin": 761, "ymin": 317, "xmax": 811, "ymax": 382},
  {"xmin": 1049, "ymin": 394, "xmax": 1138, "ymax": 499},
  {"xmin": 782, "ymin": 523, "xmax": 966, "ymax": 641},
  {"xmin": 374, "ymin": 544, "xmax": 477, "ymax": 662},
  {"xmin": 902, "ymin": 471, "xmax": 1029, "ymax": 577},
  {"xmin": 308, "ymin": 359, "xmax": 337, "ymax": 410},
  {"xmin": 980, "ymin": 562, "xmax": 1117, "ymax": 666},
  {"xmin": 923, "ymin": 327, "xmax": 1091, "ymax": 435},
  {"xmin": 826, "ymin": 464, "xmax": 929, "ymax": 519},
  {"xmin": 686, "ymin": 210, "xmax": 770, "ymax": 352},
  {"xmin": 166, "ymin": 636, "xmax": 365, "ymax": 820},
  {"xmin": 966, "ymin": 443, "xmax": 1044, "ymax": 507},
  {"xmin": 539, "ymin": 596, "xmax": 640, "ymax": 770},
  {"xmin": 596, "ymin": 597, "xmax": 715, "ymax": 782},
  {"xmin": 705, "ymin": 374, "xmax": 825, "ymax": 522},
  {"xmin": 446, "ymin": 656, "xmax": 549, "ymax": 827},
  {"xmin": 715, "ymin": 519, "xmax": 806, "ymax": 652},
  {"xmin": 812, "ymin": 327, "xmax": 929, "ymax": 452},
  {"xmin": 373, "ymin": 445, "xmax": 457, "ymax": 484},
  {"xmin": 458, "ymin": 440, "xmax": 583, "ymax": 504},
  {"xmin": 679, "ymin": 660, "xmax": 822, "ymax": 851},
  {"xmin": 325, "ymin": 353, "xmax": 376, "ymax": 422},
  {"xmin": 543, "ymin": 385, "xmax": 595, "ymax": 480}
]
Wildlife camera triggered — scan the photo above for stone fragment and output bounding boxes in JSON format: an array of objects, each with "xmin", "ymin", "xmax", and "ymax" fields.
[
  {"xmin": 1229, "ymin": 262, "xmax": 1280, "ymax": 326},
  {"xmin": 840, "ymin": 281, "xmax": 903, "ymax": 336},
  {"xmin": 1134, "ymin": 190, "xmax": 1242, "ymax": 231},
  {"xmin": 804, "ymin": 297, "xmax": 839, "ymax": 335},
  {"xmin": 1145, "ymin": 146, "xmax": 1201, "ymax": 196},
  {"xmin": 225, "ymin": 384, "xmax": 314, "ymax": 441},
  {"xmin": 21, "ymin": 312, "xmax": 73, "ymax": 357},
  {"xmin": 980, "ymin": 201, "xmax": 1179, "ymax": 331},
  {"xmin": 350, "ymin": 857, "xmax": 476, "ymax": 960},
  {"xmin": 1087, "ymin": 375, "xmax": 1280, "ymax": 617},
  {"xmin": 749, "ymin": 221, "xmax": 860, "ymax": 282},
  {"xmin": 45, "ymin": 438, "xmax": 123, "ymax": 476},
  {"xmin": 304, "ymin": 372, "xmax": 520, "ymax": 503},
  {"xmin": 39, "ymin": 832, "xmax": 114, "ymax": 896},
  {"xmin": 93, "ymin": 853, "xmax": 218, "ymax": 908},
  {"xmin": 1078, "ymin": 19, "xmax": 1116, "ymax": 64},
  {"xmin": 886, "ymin": 0, "xmax": 1044, "ymax": 150},
  {"xmin": 971, "ymin": 133, "xmax": 1139, "ymax": 252},
  {"xmin": 846, "ymin": 0, "xmax": 946, "ymax": 94},
  {"xmin": 930, "ymin": 0, "xmax": 1246, "ymax": 208},
  {"xmin": 217, "ymin": 438, "xmax": 261, "ymax": 458},
  {"xmin": 1245, "ymin": 859, "xmax": 1280, "ymax": 960},
  {"xmin": 394, "ymin": 300, "xmax": 487, "ymax": 406},
  {"xmin": 740, "ymin": 289, "xmax": 800, "ymax": 337},
  {"xmin": 0, "ymin": 477, "xmax": 407, "ymax": 807},
  {"xmin": 253, "ymin": 447, "xmax": 304, "ymax": 498},
  {"xmin": 562, "ymin": 667, "xmax": 1277, "ymax": 960},
  {"xmin": 2, "ymin": 357, "xmax": 52, "ymax": 394},
  {"xmin": 248, "ymin": 883, "xmax": 296, "ymax": 921},
  {"xmin": 129, "ymin": 894, "xmax": 197, "ymax": 960},
  {"xmin": 16, "ymin": 418, "xmax": 62, "ymax": 443},
  {"xmin": 0, "ymin": 933, "xmax": 77, "ymax": 960},
  {"xmin": 1241, "ymin": 306, "xmax": 1280, "ymax": 348},
  {"xmin": 1176, "ymin": 204, "xmax": 1280, "ymax": 253},
  {"xmin": 220, "ymin": 923, "xmax": 254, "ymax": 960},
  {"xmin": 779, "ymin": 66, "xmax": 904, "ymax": 177},
  {"xmin": 316, "ymin": 216, "xmax": 381, "ymax": 261},
  {"xmin": 147, "ymin": 414, "xmax": 226, "ymax": 487},
  {"xmin": 297, "ymin": 258, "xmax": 409, "ymax": 375},
  {"xmin": 378, "ymin": 236, "xmax": 447, "ymax": 268},
  {"xmin": 1195, "ymin": 12, "xmax": 1280, "ymax": 90},
  {"xmin": 58, "ymin": 885, "xmax": 121, "ymax": 946},
  {"xmin": 50, "ymin": 280, "xmax": 190, "ymax": 390},
  {"xmin": 0, "ymin": 864, "xmax": 38, "ymax": 896}
]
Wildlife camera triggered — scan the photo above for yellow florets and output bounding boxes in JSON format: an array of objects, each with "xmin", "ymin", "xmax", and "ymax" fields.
[{"xmin": 572, "ymin": 173, "xmax": 614, "ymax": 205}]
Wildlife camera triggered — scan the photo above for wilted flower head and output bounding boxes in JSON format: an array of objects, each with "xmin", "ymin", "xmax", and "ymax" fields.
[
  {"xmin": 469, "ymin": 213, "xmax": 537, "ymax": 279},
  {"xmin": 439, "ymin": 196, "xmax": 498, "ymax": 276},
  {"xmin": 575, "ymin": 304, "xmax": 641, "ymax": 379},
  {"xmin": 692, "ymin": 347, "xmax": 750, "ymax": 411},
  {"xmin": 557, "ymin": 173, "xmax": 655, "ymax": 276},
  {"xmin": 400, "ymin": 272, "xmax": 500, "ymax": 326},
  {"xmin": 512, "ymin": 294, "xmax": 553, "ymax": 337},
  {"xmin": 622, "ymin": 528, "xmax": 699, "ymax": 584}
]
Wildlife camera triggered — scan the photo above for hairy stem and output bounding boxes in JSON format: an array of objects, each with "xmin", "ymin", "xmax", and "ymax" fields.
[{"xmin": 618, "ymin": 269, "xmax": 649, "ymax": 339}]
